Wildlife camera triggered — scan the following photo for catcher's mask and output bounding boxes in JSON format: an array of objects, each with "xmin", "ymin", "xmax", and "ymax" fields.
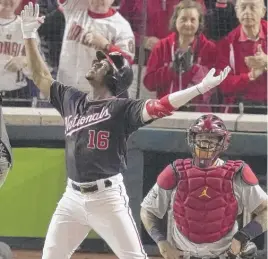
[
  {"xmin": 187, "ymin": 114, "xmax": 230, "ymax": 168},
  {"xmin": 95, "ymin": 51, "xmax": 133, "ymax": 97}
]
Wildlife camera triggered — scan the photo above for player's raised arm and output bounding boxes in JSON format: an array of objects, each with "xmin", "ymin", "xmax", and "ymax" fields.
[
  {"xmin": 21, "ymin": 2, "xmax": 53, "ymax": 98},
  {"xmin": 141, "ymin": 66, "xmax": 231, "ymax": 122}
]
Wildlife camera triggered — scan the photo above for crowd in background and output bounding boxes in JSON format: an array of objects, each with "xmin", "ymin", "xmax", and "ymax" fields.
[{"xmin": 0, "ymin": 0, "xmax": 267, "ymax": 114}]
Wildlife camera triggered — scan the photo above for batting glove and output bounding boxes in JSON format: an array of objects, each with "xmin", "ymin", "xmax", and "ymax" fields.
[
  {"xmin": 196, "ymin": 66, "xmax": 231, "ymax": 94},
  {"xmin": 20, "ymin": 2, "xmax": 45, "ymax": 39}
]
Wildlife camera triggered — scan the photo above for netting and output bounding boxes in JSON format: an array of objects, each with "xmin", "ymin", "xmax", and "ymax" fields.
[{"xmin": 0, "ymin": 0, "xmax": 267, "ymax": 114}]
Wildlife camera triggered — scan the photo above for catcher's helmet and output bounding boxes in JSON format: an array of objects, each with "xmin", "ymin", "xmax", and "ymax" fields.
[
  {"xmin": 187, "ymin": 114, "xmax": 231, "ymax": 168},
  {"xmin": 96, "ymin": 51, "xmax": 133, "ymax": 97}
]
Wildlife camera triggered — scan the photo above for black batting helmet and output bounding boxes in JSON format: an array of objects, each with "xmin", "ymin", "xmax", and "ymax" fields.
[{"xmin": 96, "ymin": 51, "xmax": 133, "ymax": 97}]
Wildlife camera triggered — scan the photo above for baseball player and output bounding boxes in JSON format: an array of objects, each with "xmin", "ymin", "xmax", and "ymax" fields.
[
  {"xmin": 0, "ymin": 95, "xmax": 13, "ymax": 189},
  {"xmin": 141, "ymin": 114, "xmax": 268, "ymax": 259},
  {"xmin": 20, "ymin": 3, "xmax": 231, "ymax": 259},
  {"xmin": 56, "ymin": 0, "xmax": 135, "ymax": 96}
]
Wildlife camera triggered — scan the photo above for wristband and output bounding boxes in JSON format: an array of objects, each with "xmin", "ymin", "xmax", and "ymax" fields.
[
  {"xmin": 148, "ymin": 226, "xmax": 166, "ymax": 244},
  {"xmin": 196, "ymin": 85, "xmax": 203, "ymax": 94},
  {"xmin": 159, "ymin": 95, "xmax": 175, "ymax": 112},
  {"xmin": 23, "ymin": 32, "xmax": 37, "ymax": 39},
  {"xmin": 233, "ymin": 221, "xmax": 263, "ymax": 245}
]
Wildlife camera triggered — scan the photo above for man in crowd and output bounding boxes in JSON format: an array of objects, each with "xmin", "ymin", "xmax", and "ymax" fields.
[{"xmin": 216, "ymin": 0, "xmax": 267, "ymax": 114}]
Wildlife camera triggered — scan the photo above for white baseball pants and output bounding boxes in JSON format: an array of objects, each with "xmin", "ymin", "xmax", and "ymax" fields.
[{"xmin": 42, "ymin": 174, "xmax": 147, "ymax": 259}]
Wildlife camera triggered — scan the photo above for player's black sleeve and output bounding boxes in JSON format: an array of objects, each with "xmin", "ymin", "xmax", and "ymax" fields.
[
  {"xmin": 123, "ymin": 99, "xmax": 152, "ymax": 134},
  {"xmin": 50, "ymin": 80, "xmax": 83, "ymax": 117}
]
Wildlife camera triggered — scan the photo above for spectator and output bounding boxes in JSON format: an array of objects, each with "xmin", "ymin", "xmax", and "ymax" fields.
[
  {"xmin": 205, "ymin": 0, "xmax": 239, "ymax": 41},
  {"xmin": 38, "ymin": 0, "xmax": 65, "ymax": 78},
  {"xmin": 0, "ymin": 0, "xmax": 38, "ymax": 107},
  {"xmin": 57, "ymin": 0, "xmax": 135, "ymax": 97},
  {"xmin": 143, "ymin": 0, "xmax": 216, "ymax": 112},
  {"xmin": 215, "ymin": 0, "xmax": 267, "ymax": 114},
  {"xmin": 39, "ymin": 0, "xmax": 58, "ymax": 14},
  {"xmin": 120, "ymin": 0, "xmax": 207, "ymax": 49},
  {"xmin": 119, "ymin": 0, "xmax": 207, "ymax": 99}
]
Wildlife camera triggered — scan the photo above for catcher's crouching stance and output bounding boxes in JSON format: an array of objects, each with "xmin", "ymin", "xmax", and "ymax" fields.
[
  {"xmin": 21, "ymin": 3, "xmax": 231, "ymax": 259},
  {"xmin": 141, "ymin": 114, "xmax": 268, "ymax": 259}
]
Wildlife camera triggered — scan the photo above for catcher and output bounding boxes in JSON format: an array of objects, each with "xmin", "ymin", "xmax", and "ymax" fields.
[
  {"xmin": 141, "ymin": 114, "xmax": 268, "ymax": 259},
  {"xmin": 0, "ymin": 95, "xmax": 13, "ymax": 189}
]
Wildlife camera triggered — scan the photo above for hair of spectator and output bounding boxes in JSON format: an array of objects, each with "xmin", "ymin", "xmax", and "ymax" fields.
[
  {"xmin": 169, "ymin": 0, "xmax": 205, "ymax": 34},
  {"xmin": 235, "ymin": 0, "xmax": 266, "ymax": 9}
]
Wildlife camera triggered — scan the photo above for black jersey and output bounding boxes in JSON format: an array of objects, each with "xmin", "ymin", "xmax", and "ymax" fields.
[{"xmin": 50, "ymin": 81, "xmax": 148, "ymax": 182}]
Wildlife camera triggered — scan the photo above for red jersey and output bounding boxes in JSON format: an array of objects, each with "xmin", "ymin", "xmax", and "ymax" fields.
[{"xmin": 216, "ymin": 19, "xmax": 267, "ymax": 111}]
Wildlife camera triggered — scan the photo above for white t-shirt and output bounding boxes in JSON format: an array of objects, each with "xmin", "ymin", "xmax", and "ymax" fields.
[
  {"xmin": 0, "ymin": 16, "xmax": 28, "ymax": 91},
  {"xmin": 57, "ymin": 0, "xmax": 135, "ymax": 95},
  {"xmin": 141, "ymin": 159, "xmax": 268, "ymax": 257}
]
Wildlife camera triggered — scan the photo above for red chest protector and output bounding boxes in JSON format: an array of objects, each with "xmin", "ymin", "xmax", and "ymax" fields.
[{"xmin": 172, "ymin": 159, "xmax": 243, "ymax": 244}]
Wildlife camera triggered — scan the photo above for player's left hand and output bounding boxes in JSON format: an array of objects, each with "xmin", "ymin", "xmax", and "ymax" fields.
[
  {"xmin": 20, "ymin": 2, "xmax": 45, "ymax": 39},
  {"xmin": 197, "ymin": 66, "xmax": 231, "ymax": 94},
  {"xmin": 83, "ymin": 31, "xmax": 109, "ymax": 50},
  {"xmin": 4, "ymin": 56, "xmax": 27, "ymax": 73}
]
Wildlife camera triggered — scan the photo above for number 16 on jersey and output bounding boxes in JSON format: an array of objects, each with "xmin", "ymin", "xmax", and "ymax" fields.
[{"xmin": 87, "ymin": 130, "xmax": 110, "ymax": 150}]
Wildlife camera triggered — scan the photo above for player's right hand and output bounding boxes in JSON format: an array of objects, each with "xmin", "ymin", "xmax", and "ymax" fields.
[
  {"xmin": 157, "ymin": 240, "xmax": 183, "ymax": 259},
  {"xmin": 20, "ymin": 2, "xmax": 45, "ymax": 39}
]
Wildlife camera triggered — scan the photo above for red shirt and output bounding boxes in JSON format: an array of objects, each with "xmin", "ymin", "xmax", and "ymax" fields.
[
  {"xmin": 119, "ymin": 0, "xmax": 206, "ymax": 45},
  {"xmin": 143, "ymin": 32, "xmax": 216, "ymax": 111},
  {"xmin": 216, "ymin": 19, "xmax": 267, "ymax": 110}
]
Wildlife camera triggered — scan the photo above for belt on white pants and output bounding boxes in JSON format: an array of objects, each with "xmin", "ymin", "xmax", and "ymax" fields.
[{"xmin": 68, "ymin": 173, "xmax": 123, "ymax": 194}]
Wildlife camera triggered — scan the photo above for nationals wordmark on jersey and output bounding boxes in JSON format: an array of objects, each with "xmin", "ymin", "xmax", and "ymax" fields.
[{"xmin": 65, "ymin": 107, "xmax": 111, "ymax": 136}]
